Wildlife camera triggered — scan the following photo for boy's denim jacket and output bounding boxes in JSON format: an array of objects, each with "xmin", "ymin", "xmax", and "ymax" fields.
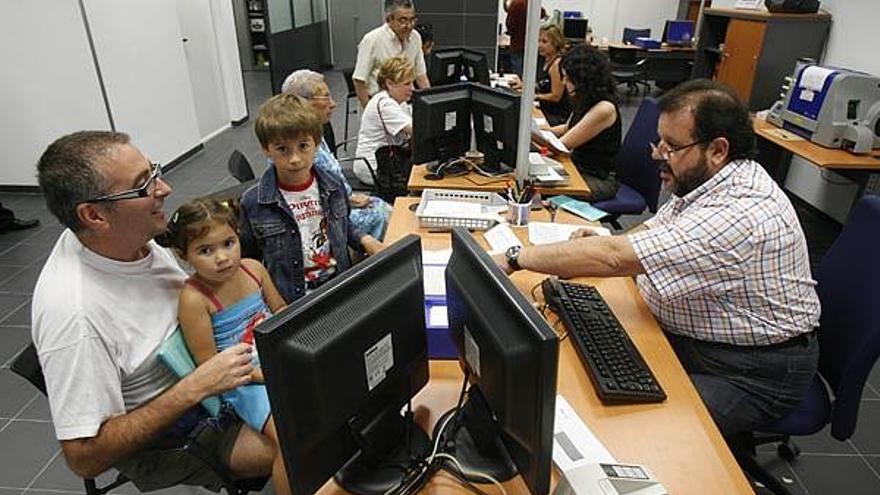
[{"xmin": 239, "ymin": 164, "xmax": 364, "ymax": 303}]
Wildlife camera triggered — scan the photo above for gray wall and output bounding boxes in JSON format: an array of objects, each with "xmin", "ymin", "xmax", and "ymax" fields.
[{"xmin": 418, "ymin": 0, "xmax": 499, "ymax": 65}]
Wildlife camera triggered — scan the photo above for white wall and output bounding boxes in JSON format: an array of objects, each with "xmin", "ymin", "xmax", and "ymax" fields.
[{"xmin": 0, "ymin": 0, "xmax": 111, "ymax": 186}]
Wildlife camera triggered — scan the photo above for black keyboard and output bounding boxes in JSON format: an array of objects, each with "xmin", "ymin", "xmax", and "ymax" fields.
[{"xmin": 542, "ymin": 279, "xmax": 666, "ymax": 404}]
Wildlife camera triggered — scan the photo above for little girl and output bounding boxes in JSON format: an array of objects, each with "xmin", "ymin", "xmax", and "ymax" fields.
[{"xmin": 162, "ymin": 198, "xmax": 290, "ymax": 495}]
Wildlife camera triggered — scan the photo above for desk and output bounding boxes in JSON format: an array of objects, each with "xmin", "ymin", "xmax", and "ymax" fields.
[
  {"xmin": 754, "ymin": 117, "xmax": 880, "ymax": 214},
  {"xmin": 602, "ymin": 43, "xmax": 695, "ymax": 89},
  {"xmin": 315, "ymin": 197, "xmax": 753, "ymax": 494},
  {"xmin": 407, "ymin": 109, "xmax": 591, "ymax": 197}
]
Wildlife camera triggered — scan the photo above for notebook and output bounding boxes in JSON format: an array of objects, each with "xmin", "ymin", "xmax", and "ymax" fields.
[
  {"xmin": 157, "ymin": 327, "xmax": 222, "ymax": 417},
  {"xmin": 548, "ymin": 195, "xmax": 609, "ymax": 222}
]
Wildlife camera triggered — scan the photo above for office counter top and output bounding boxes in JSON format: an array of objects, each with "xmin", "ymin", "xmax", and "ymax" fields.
[
  {"xmin": 754, "ymin": 117, "xmax": 880, "ymax": 170},
  {"xmin": 314, "ymin": 198, "xmax": 753, "ymax": 494}
]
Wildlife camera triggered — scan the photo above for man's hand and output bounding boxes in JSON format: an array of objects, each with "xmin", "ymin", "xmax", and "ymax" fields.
[
  {"xmin": 361, "ymin": 235, "xmax": 384, "ymax": 256},
  {"xmin": 570, "ymin": 228, "xmax": 600, "ymax": 240},
  {"xmin": 350, "ymin": 193, "xmax": 372, "ymax": 209},
  {"xmin": 491, "ymin": 252, "xmax": 515, "ymax": 275},
  {"xmin": 181, "ymin": 344, "xmax": 254, "ymax": 402}
]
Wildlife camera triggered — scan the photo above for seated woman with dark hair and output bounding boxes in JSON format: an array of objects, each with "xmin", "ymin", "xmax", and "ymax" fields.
[{"xmin": 539, "ymin": 44, "xmax": 621, "ymax": 202}]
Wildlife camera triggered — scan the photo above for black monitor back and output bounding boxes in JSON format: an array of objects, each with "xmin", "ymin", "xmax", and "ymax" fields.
[
  {"xmin": 411, "ymin": 84, "xmax": 472, "ymax": 165},
  {"xmin": 429, "ymin": 48, "xmax": 464, "ymax": 86},
  {"xmin": 471, "ymin": 84, "xmax": 520, "ymax": 172},
  {"xmin": 446, "ymin": 228, "xmax": 559, "ymax": 495},
  {"xmin": 255, "ymin": 235, "xmax": 429, "ymax": 495},
  {"xmin": 460, "ymin": 49, "xmax": 490, "ymax": 85}
]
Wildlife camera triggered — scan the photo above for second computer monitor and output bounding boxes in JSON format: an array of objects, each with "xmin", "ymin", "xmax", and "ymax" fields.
[
  {"xmin": 471, "ymin": 84, "xmax": 520, "ymax": 173},
  {"xmin": 460, "ymin": 49, "xmax": 490, "ymax": 85},
  {"xmin": 428, "ymin": 48, "xmax": 490, "ymax": 86},
  {"xmin": 411, "ymin": 84, "xmax": 472, "ymax": 166},
  {"xmin": 563, "ymin": 17, "xmax": 589, "ymax": 43},
  {"xmin": 446, "ymin": 227, "xmax": 559, "ymax": 495},
  {"xmin": 663, "ymin": 20, "xmax": 694, "ymax": 46}
]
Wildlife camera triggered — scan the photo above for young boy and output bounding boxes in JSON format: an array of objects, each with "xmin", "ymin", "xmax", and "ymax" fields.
[{"xmin": 239, "ymin": 93, "xmax": 383, "ymax": 303}]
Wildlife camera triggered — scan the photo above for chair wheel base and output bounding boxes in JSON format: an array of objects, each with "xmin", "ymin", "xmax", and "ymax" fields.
[{"xmin": 777, "ymin": 441, "xmax": 801, "ymax": 461}]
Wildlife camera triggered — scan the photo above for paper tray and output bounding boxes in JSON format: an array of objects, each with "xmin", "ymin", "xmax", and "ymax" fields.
[{"xmin": 416, "ymin": 189, "xmax": 507, "ymax": 231}]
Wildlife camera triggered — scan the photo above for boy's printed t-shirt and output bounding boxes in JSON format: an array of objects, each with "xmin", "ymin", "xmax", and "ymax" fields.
[{"xmin": 279, "ymin": 173, "xmax": 337, "ymax": 285}]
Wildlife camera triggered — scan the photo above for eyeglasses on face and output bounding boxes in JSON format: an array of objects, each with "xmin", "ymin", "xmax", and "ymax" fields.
[
  {"xmin": 649, "ymin": 138, "xmax": 712, "ymax": 161},
  {"xmin": 394, "ymin": 15, "xmax": 417, "ymax": 26},
  {"xmin": 81, "ymin": 162, "xmax": 163, "ymax": 204}
]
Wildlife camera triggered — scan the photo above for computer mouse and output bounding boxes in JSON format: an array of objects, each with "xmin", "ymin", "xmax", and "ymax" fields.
[{"xmin": 424, "ymin": 172, "xmax": 443, "ymax": 181}]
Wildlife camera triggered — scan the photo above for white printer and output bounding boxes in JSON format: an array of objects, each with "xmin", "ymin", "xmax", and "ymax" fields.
[{"xmin": 766, "ymin": 60, "xmax": 880, "ymax": 154}]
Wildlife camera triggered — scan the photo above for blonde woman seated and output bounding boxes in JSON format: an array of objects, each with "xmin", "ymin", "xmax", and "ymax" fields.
[
  {"xmin": 535, "ymin": 24, "xmax": 571, "ymax": 125},
  {"xmin": 354, "ymin": 56, "xmax": 414, "ymax": 186},
  {"xmin": 281, "ymin": 70, "xmax": 392, "ymax": 240}
]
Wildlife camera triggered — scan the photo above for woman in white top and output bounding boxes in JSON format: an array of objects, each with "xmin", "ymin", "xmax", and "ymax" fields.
[{"xmin": 354, "ymin": 56, "xmax": 414, "ymax": 185}]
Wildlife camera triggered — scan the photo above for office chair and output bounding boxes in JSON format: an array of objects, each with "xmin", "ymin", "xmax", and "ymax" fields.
[
  {"xmin": 10, "ymin": 344, "xmax": 268, "ymax": 495},
  {"xmin": 227, "ymin": 150, "xmax": 255, "ymax": 184},
  {"xmin": 592, "ymin": 97, "xmax": 661, "ymax": 230},
  {"xmin": 737, "ymin": 196, "xmax": 880, "ymax": 495},
  {"xmin": 607, "ymin": 46, "xmax": 650, "ymax": 97},
  {"xmin": 622, "ymin": 27, "xmax": 651, "ymax": 45},
  {"xmin": 324, "ymin": 121, "xmax": 375, "ymax": 193},
  {"xmin": 342, "ymin": 68, "xmax": 358, "ymax": 150}
]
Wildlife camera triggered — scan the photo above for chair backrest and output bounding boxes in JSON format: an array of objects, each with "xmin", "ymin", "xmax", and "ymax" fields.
[
  {"xmin": 607, "ymin": 46, "xmax": 640, "ymax": 66},
  {"xmin": 622, "ymin": 27, "xmax": 651, "ymax": 45},
  {"xmin": 10, "ymin": 343, "xmax": 47, "ymax": 395},
  {"xmin": 815, "ymin": 196, "xmax": 880, "ymax": 440},
  {"xmin": 342, "ymin": 68, "xmax": 356, "ymax": 97},
  {"xmin": 323, "ymin": 122, "xmax": 337, "ymax": 153},
  {"xmin": 615, "ymin": 97, "xmax": 661, "ymax": 212},
  {"xmin": 227, "ymin": 150, "xmax": 255, "ymax": 183}
]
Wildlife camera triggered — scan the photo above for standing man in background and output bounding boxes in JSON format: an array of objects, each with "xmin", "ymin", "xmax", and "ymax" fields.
[
  {"xmin": 504, "ymin": 0, "xmax": 546, "ymax": 76},
  {"xmin": 353, "ymin": 0, "xmax": 430, "ymax": 108}
]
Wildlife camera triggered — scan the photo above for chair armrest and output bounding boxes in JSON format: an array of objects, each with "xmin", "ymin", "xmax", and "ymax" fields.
[{"xmin": 336, "ymin": 156, "xmax": 380, "ymax": 187}]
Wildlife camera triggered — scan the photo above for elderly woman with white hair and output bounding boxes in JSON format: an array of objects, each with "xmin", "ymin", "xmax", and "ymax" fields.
[{"xmin": 281, "ymin": 69, "xmax": 391, "ymax": 240}]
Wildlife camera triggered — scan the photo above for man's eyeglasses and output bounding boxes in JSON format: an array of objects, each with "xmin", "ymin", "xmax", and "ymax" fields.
[
  {"xmin": 81, "ymin": 163, "xmax": 163, "ymax": 204},
  {"xmin": 649, "ymin": 139, "xmax": 712, "ymax": 161},
  {"xmin": 394, "ymin": 15, "xmax": 417, "ymax": 26}
]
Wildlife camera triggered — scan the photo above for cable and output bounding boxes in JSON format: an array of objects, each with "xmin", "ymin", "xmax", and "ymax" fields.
[{"xmin": 435, "ymin": 453, "xmax": 508, "ymax": 495}]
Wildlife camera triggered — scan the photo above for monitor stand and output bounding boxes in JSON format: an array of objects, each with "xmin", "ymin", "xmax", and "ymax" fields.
[
  {"xmin": 335, "ymin": 402, "xmax": 430, "ymax": 495},
  {"xmin": 435, "ymin": 386, "xmax": 518, "ymax": 482}
]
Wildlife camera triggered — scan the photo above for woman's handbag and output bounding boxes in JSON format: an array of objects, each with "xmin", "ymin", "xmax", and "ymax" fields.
[{"xmin": 373, "ymin": 97, "xmax": 413, "ymax": 203}]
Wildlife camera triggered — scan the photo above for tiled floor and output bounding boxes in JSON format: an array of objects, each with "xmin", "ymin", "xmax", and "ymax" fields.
[{"xmin": 1, "ymin": 70, "xmax": 878, "ymax": 495}]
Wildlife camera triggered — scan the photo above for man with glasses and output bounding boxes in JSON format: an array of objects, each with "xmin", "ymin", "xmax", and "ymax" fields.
[
  {"xmin": 494, "ymin": 80, "xmax": 820, "ymax": 448},
  {"xmin": 352, "ymin": 0, "xmax": 429, "ymax": 108},
  {"xmin": 31, "ymin": 131, "xmax": 281, "ymax": 492}
]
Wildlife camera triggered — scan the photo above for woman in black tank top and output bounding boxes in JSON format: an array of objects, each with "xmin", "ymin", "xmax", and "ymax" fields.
[
  {"xmin": 535, "ymin": 25, "xmax": 571, "ymax": 126},
  {"xmin": 539, "ymin": 44, "xmax": 622, "ymax": 202}
]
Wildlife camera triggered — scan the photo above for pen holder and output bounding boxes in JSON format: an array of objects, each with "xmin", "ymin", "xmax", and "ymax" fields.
[{"xmin": 507, "ymin": 201, "xmax": 531, "ymax": 226}]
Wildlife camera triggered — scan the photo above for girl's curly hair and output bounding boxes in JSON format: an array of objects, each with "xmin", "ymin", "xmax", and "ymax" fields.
[{"xmin": 561, "ymin": 44, "xmax": 618, "ymax": 117}]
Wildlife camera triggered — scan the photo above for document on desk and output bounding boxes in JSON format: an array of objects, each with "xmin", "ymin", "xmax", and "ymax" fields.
[
  {"xmin": 540, "ymin": 130, "xmax": 569, "ymax": 154},
  {"xmin": 528, "ymin": 222, "xmax": 611, "ymax": 245},
  {"xmin": 421, "ymin": 200, "xmax": 483, "ymax": 218},
  {"xmin": 553, "ymin": 395, "xmax": 615, "ymax": 472},
  {"xmin": 422, "ymin": 249, "xmax": 451, "ymax": 297},
  {"xmin": 427, "ymin": 305, "xmax": 449, "ymax": 327},
  {"xmin": 484, "ymin": 223, "xmax": 523, "ymax": 254}
]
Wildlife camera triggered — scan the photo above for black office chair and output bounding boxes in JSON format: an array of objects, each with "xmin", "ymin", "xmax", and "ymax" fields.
[
  {"xmin": 324, "ymin": 122, "xmax": 375, "ymax": 193},
  {"xmin": 10, "ymin": 344, "xmax": 268, "ymax": 495},
  {"xmin": 622, "ymin": 27, "xmax": 651, "ymax": 45},
  {"xmin": 342, "ymin": 68, "xmax": 358, "ymax": 151},
  {"xmin": 227, "ymin": 150, "xmax": 256, "ymax": 184},
  {"xmin": 607, "ymin": 46, "xmax": 650, "ymax": 97}
]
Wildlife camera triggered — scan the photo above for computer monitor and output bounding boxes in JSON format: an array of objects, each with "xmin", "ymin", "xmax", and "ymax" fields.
[
  {"xmin": 255, "ymin": 234, "xmax": 430, "ymax": 495},
  {"xmin": 471, "ymin": 84, "xmax": 520, "ymax": 174},
  {"xmin": 428, "ymin": 48, "xmax": 464, "ymax": 86},
  {"xmin": 460, "ymin": 49, "xmax": 490, "ymax": 86},
  {"xmin": 663, "ymin": 20, "xmax": 694, "ymax": 46},
  {"xmin": 411, "ymin": 84, "xmax": 472, "ymax": 166},
  {"xmin": 444, "ymin": 227, "xmax": 559, "ymax": 495},
  {"xmin": 428, "ymin": 48, "xmax": 490, "ymax": 86},
  {"xmin": 563, "ymin": 17, "xmax": 589, "ymax": 42}
]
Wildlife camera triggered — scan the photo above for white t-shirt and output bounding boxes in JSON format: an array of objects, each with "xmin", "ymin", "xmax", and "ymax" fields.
[
  {"xmin": 279, "ymin": 174, "xmax": 337, "ymax": 285},
  {"xmin": 32, "ymin": 230, "xmax": 186, "ymax": 440},
  {"xmin": 353, "ymin": 24, "xmax": 427, "ymax": 97},
  {"xmin": 355, "ymin": 91, "xmax": 412, "ymax": 185}
]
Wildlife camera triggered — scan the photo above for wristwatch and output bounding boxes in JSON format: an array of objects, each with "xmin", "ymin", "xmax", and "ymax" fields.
[{"xmin": 505, "ymin": 245, "xmax": 522, "ymax": 271}]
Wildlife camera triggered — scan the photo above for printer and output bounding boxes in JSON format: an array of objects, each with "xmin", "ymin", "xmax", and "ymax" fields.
[{"xmin": 766, "ymin": 61, "xmax": 880, "ymax": 154}]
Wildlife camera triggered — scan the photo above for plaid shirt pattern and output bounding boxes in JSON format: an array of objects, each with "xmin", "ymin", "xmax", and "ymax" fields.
[{"xmin": 629, "ymin": 159, "xmax": 820, "ymax": 346}]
